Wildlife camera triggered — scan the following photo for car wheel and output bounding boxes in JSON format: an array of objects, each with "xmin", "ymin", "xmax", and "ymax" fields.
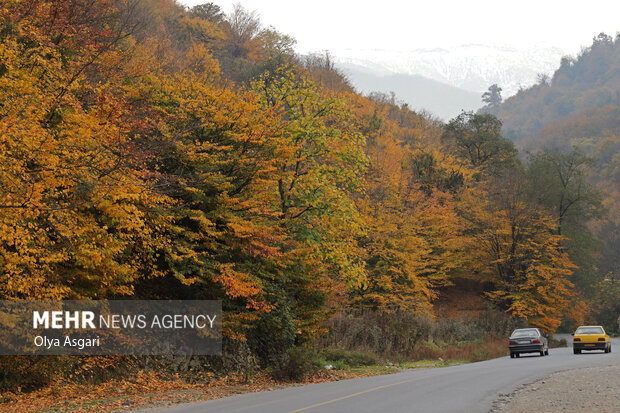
[
  {"xmin": 510, "ymin": 352, "xmax": 514, "ymax": 358},
  {"xmin": 545, "ymin": 349, "xmax": 549, "ymax": 356},
  {"xmin": 573, "ymin": 348, "xmax": 580, "ymax": 354},
  {"xmin": 540, "ymin": 351, "xmax": 544, "ymax": 356},
  {"xmin": 515, "ymin": 353, "xmax": 520, "ymax": 358}
]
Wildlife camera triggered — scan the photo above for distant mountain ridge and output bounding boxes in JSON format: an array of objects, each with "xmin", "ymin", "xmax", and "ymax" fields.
[
  {"xmin": 334, "ymin": 44, "xmax": 567, "ymax": 97},
  {"xmin": 338, "ymin": 62, "xmax": 482, "ymax": 120},
  {"xmin": 332, "ymin": 44, "xmax": 566, "ymax": 120}
]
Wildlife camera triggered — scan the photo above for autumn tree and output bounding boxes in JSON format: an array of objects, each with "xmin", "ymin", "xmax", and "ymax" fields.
[
  {"xmin": 0, "ymin": 0, "xmax": 166, "ymax": 299},
  {"xmin": 209, "ymin": 66, "xmax": 368, "ymax": 362},
  {"xmin": 348, "ymin": 97, "xmax": 468, "ymax": 314},
  {"xmin": 464, "ymin": 171, "xmax": 577, "ymax": 332},
  {"xmin": 253, "ymin": 67, "xmax": 368, "ymax": 286},
  {"xmin": 122, "ymin": 59, "xmax": 287, "ymax": 342}
]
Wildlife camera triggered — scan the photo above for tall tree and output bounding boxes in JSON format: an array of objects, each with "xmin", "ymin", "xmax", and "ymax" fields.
[
  {"xmin": 480, "ymin": 84, "xmax": 502, "ymax": 114},
  {"xmin": 224, "ymin": 4, "xmax": 262, "ymax": 58},
  {"xmin": 0, "ymin": 0, "xmax": 165, "ymax": 300},
  {"xmin": 464, "ymin": 171, "xmax": 577, "ymax": 332},
  {"xmin": 349, "ymin": 97, "xmax": 467, "ymax": 314},
  {"xmin": 527, "ymin": 149, "xmax": 602, "ymax": 299},
  {"xmin": 527, "ymin": 150, "xmax": 601, "ymax": 236},
  {"xmin": 442, "ymin": 112, "xmax": 518, "ymax": 176},
  {"xmin": 190, "ymin": 3, "xmax": 225, "ymax": 23}
]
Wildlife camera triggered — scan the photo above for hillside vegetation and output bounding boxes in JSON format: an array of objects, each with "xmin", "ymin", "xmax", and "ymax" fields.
[
  {"xmin": 0, "ymin": 0, "xmax": 611, "ymax": 397},
  {"xmin": 499, "ymin": 33, "xmax": 620, "ymax": 142},
  {"xmin": 497, "ymin": 33, "xmax": 620, "ymax": 331}
]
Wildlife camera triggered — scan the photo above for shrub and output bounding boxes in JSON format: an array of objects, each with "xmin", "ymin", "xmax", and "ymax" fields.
[
  {"xmin": 321, "ymin": 349, "xmax": 377, "ymax": 367},
  {"xmin": 270, "ymin": 347, "xmax": 320, "ymax": 382},
  {"xmin": 247, "ymin": 304, "xmax": 297, "ymax": 367},
  {"xmin": 318, "ymin": 308, "xmax": 518, "ymax": 362},
  {"xmin": 319, "ymin": 311, "xmax": 430, "ymax": 358}
]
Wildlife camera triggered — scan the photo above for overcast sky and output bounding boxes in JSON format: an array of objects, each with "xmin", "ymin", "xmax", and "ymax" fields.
[{"xmin": 181, "ymin": 0, "xmax": 620, "ymax": 55}]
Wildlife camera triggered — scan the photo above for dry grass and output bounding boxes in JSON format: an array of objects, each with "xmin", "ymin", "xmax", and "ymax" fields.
[
  {"xmin": 319, "ymin": 309, "xmax": 517, "ymax": 363},
  {"xmin": 413, "ymin": 335, "xmax": 507, "ymax": 362}
]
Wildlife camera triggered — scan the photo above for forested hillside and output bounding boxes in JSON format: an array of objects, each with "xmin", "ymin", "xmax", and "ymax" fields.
[
  {"xmin": 0, "ymin": 0, "xmax": 612, "ymax": 398},
  {"xmin": 499, "ymin": 33, "xmax": 620, "ymax": 142},
  {"xmin": 497, "ymin": 33, "xmax": 620, "ymax": 331}
]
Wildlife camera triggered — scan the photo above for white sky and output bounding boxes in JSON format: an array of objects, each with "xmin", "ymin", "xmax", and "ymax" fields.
[{"xmin": 180, "ymin": 0, "xmax": 620, "ymax": 55}]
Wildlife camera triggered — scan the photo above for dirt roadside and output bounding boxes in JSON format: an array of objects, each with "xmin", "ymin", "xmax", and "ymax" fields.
[{"xmin": 494, "ymin": 364, "xmax": 620, "ymax": 412}]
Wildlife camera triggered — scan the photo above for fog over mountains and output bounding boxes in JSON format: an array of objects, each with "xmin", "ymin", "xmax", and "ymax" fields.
[{"xmin": 334, "ymin": 44, "xmax": 567, "ymax": 119}]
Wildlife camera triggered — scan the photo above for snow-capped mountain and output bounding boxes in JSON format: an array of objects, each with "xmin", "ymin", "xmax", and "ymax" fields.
[
  {"xmin": 337, "ymin": 63, "xmax": 482, "ymax": 120},
  {"xmin": 334, "ymin": 44, "xmax": 567, "ymax": 97}
]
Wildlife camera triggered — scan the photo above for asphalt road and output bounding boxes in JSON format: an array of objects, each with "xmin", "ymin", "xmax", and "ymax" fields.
[{"xmin": 144, "ymin": 337, "xmax": 620, "ymax": 413}]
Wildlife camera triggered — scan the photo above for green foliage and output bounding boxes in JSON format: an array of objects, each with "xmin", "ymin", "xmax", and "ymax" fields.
[
  {"xmin": 593, "ymin": 280, "xmax": 620, "ymax": 334},
  {"xmin": 253, "ymin": 66, "xmax": 368, "ymax": 290},
  {"xmin": 247, "ymin": 302, "xmax": 297, "ymax": 367},
  {"xmin": 320, "ymin": 348, "xmax": 378, "ymax": 367},
  {"xmin": 442, "ymin": 112, "xmax": 519, "ymax": 176},
  {"xmin": 527, "ymin": 150, "xmax": 601, "ymax": 233}
]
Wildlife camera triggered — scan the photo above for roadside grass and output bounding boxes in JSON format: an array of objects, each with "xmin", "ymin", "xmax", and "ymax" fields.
[
  {"xmin": 317, "ymin": 309, "xmax": 517, "ymax": 365},
  {"xmin": 400, "ymin": 359, "xmax": 468, "ymax": 368}
]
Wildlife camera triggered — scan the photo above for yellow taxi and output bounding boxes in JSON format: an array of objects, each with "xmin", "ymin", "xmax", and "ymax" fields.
[{"xmin": 572, "ymin": 325, "xmax": 611, "ymax": 354}]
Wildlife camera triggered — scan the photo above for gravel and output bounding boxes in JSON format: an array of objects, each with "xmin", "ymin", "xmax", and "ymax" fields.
[{"xmin": 495, "ymin": 364, "xmax": 620, "ymax": 413}]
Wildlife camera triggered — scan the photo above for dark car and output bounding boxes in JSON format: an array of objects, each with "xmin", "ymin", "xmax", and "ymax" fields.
[{"xmin": 508, "ymin": 328, "xmax": 549, "ymax": 358}]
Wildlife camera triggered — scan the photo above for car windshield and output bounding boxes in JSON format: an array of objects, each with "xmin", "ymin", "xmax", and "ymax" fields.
[
  {"xmin": 511, "ymin": 329, "xmax": 538, "ymax": 338},
  {"xmin": 575, "ymin": 327, "xmax": 604, "ymax": 334}
]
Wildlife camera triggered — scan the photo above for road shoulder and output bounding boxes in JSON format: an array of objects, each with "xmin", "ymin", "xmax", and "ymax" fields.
[{"xmin": 493, "ymin": 363, "xmax": 620, "ymax": 412}]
